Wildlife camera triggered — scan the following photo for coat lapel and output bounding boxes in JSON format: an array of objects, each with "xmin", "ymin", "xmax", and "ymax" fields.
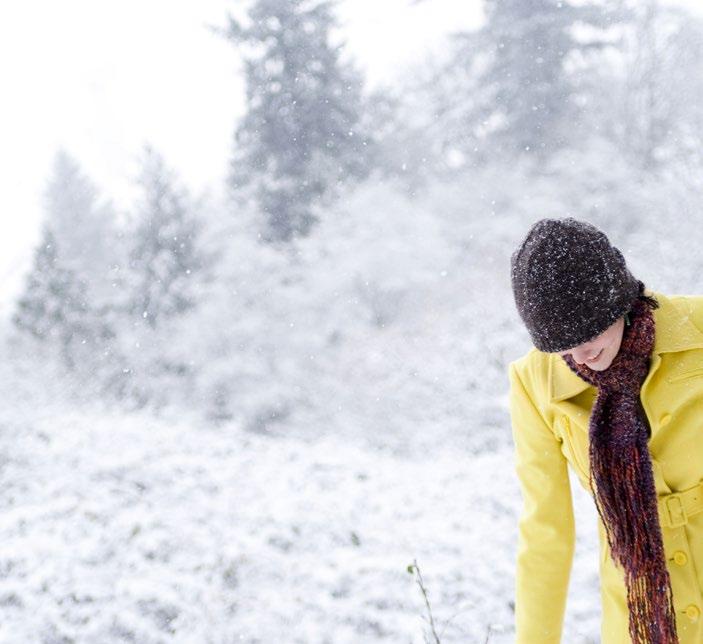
[{"xmin": 549, "ymin": 290, "xmax": 703, "ymax": 403}]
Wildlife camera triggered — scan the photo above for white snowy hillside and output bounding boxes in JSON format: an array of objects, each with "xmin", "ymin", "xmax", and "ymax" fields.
[
  {"xmin": 2, "ymin": 0, "xmax": 703, "ymax": 642},
  {"xmin": 0, "ymin": 351, "xmax": 605, "ymax": 643}
]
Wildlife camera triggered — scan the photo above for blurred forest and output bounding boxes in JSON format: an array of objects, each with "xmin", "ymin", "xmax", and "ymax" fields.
[{"xmin": 8, "ymin": 0, "xmax": 703, "ymax": 456}]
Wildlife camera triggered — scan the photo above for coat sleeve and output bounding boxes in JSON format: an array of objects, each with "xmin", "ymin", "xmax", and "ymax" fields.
[{"xmin": 508, "ymin": 361, "xmax": 576, "ymax": 644}]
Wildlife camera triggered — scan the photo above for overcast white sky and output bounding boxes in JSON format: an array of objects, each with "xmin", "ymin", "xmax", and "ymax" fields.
[{"xmin": 0, "ymin": 0, "xmax": 700, "ymax": 312}]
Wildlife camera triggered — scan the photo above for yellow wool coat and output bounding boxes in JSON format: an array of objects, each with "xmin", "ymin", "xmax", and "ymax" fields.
[{"xmin": 508, "ymin": 289, "xmax": 703, "ymax": 643}]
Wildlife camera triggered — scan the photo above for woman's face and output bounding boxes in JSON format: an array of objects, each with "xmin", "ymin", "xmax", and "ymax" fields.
[{"xmin": 555, "ymin": 315, "xmax": 626, "ymax": 371}]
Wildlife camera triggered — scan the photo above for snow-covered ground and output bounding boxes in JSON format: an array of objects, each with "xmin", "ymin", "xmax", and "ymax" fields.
[{"xmin": 0, "ymin": 359, "xmax": 605, "ymax": 643}]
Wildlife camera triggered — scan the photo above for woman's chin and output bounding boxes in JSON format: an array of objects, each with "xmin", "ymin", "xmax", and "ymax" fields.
[{"xmin": 588, "ymin": 357, "xmax": 611, "ymax": 371}]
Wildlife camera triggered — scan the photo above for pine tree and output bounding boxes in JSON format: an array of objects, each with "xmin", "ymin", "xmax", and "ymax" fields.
[
  {"xmin": 222, "ymin": 0, "xmax": 371, "ymax": 242},
  {"xmin": 12, "ymin": 150, "xmax": 118, "ymax": 372},
  {"xmin": 126, "ymin": 144, "xmax": 206, "ymax": 329},
  {"xmin": 12, "ymin": 227, "xmax": 106, "ymax": 370},
  {"xmin": 46, "ymin": 149, "xmax": 115, "ymax": 268},
  {"xmin": 442, "ymin": 0, "xmax": 629, "ymax": 162},
  {"xmin": 14, "ymin": 228, "xmax": 67, "ymax": 342},
  {"xmin": 604, "ymin": 1, "xmax": 703, "ymax": 172}
]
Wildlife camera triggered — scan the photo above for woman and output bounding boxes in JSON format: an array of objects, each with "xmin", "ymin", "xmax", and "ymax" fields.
[{"xmin": 508, "ymin": 217, "xmax": 703, "ymax": 644}]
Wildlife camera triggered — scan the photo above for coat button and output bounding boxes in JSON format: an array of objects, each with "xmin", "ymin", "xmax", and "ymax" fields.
[
  {"xmin": 659, "ymin": 413, "xmax": 672, "ymax": 427},
  {"xmin": 673, "ymin": 551, "xmax": 688, "ymax": 566},
  {"xmin": 685, "ymin": 604, "xmax": 700, "ymax": 621}
]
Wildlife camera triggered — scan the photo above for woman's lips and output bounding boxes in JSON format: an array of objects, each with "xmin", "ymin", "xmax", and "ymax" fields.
[{"xmin": 586, "ymin": 348, "xmax": 603, "ymax": 364}]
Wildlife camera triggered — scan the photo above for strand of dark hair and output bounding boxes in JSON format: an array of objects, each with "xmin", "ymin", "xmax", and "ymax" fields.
[{"xmin": 635, "ymin": 279, "xmax": 659, "ymax": 310}]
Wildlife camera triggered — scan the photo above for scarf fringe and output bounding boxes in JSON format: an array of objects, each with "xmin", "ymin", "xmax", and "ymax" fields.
[{"xmin": 589, "ymin": 429, "xmax": 679, "ymax": 644}]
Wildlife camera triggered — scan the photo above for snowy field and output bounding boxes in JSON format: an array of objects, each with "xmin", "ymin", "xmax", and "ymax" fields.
[{"xmin": 0, "ymin": 357, "xmax": 605, "ymax": 643}]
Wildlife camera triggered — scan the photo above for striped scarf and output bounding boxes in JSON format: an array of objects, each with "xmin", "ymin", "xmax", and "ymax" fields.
[{"xmin": 562, "ymin": 291, "xmax": 679, "ymax": 643}]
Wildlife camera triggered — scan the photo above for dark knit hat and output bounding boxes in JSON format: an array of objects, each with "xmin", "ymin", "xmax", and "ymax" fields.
[{"xmin": 510, "ymin": 217, "xmax": 641, "ymax": 353}]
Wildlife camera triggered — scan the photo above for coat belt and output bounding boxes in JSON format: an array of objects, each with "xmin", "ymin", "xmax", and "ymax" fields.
[{"xmin": 658, "ymin": 480, "xmax": 703, "ymax": 529}]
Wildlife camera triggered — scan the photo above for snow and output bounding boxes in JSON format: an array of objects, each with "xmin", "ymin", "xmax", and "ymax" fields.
[
  {"xmin": 5, "ymin": 1, "xmax": 703, "ymax": 640},
  {"xmin": 0, "ymin": 355, "xmax": 604, "ymax": 643}
]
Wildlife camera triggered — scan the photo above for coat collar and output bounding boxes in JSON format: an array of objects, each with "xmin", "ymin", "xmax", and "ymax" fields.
[{"xmin": 549, "ymin": 290, "xmax": 703, "ymax": 402}]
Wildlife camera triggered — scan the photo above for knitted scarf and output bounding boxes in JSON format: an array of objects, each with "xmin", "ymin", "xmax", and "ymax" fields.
[{"xmin": 562, "ymin": 291, "xmax": 679, "ymax": 644}]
